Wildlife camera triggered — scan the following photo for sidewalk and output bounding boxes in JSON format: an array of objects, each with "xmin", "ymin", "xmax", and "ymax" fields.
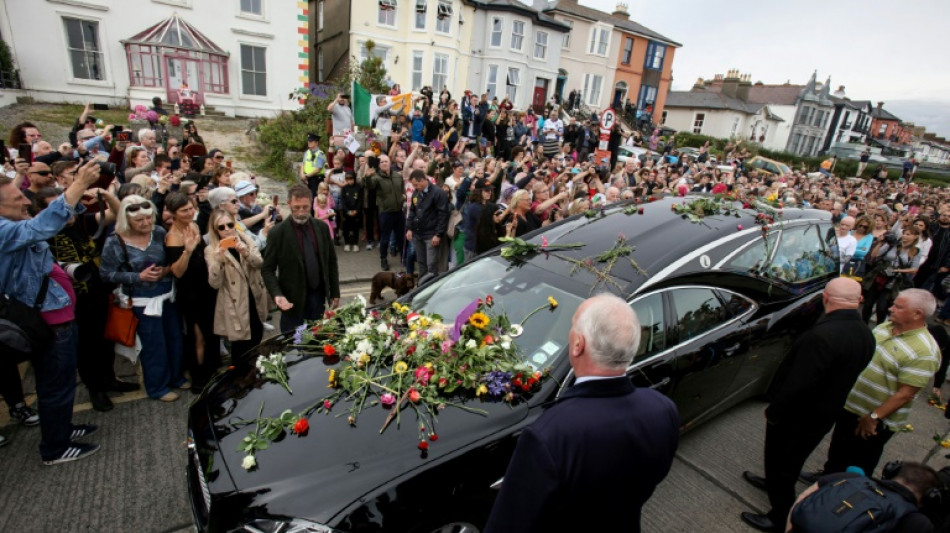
[{"xmin": 335, "ymin": 242, "xmax": 404, "ymax": 285}]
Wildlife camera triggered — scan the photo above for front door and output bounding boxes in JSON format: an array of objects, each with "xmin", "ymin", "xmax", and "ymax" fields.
[
  {"xmin": 166, "ymin": 57, "xmax": 201, "ymax": 104},
  {"xmin": 532, "ymin": 78, "xmax": 548, "ymax": 114}
]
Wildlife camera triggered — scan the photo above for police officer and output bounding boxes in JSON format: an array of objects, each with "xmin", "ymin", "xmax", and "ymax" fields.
[{"xmin": 301, "ymin": 133, "xmax": 326, "ymax": 201}]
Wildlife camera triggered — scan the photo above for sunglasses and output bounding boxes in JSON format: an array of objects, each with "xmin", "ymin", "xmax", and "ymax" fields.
[
  {"xmin": 30, "ymin": 170, "xmax": 51, "ymax": 176},
  {"xmin": 213, "ymin": 155, "xmax": 225, "ymax": 160},
  {"xmin": 216, "ymin": 222, "xmax": 235, "ymax": 231},
  {"xmin": 126, "ymin": 202, "xmax": 152, "ymax": 214}
]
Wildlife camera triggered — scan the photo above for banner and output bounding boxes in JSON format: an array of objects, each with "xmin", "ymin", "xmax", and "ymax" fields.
[{"xmin": 352, "ymin": 81, "xmax": 414, "ymax": 134}]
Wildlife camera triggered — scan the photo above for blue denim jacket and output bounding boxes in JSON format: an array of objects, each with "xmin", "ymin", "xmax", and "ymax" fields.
[
  {"xmin": 100, "ymin": 227, "xmax": 173, "ymax": 298},
  {"xmin": 0, "ymin": 194, "xmax": 83, "ymax": 311}
]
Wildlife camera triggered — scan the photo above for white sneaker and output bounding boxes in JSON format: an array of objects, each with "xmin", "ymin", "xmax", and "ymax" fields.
[
  {"xmin": 352, "ymin": 245, "xmax": 358, "ymax": 253},
  {"xmin": 262, "ymin": 322, "xmax": 275, "ymax": 331},
  {"xmin": 343, "ymin": 245, "xmax": 350, "ymax": 252}
]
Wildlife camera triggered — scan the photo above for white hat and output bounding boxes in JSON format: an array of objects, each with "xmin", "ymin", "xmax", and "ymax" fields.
[{"xmin": 234, "ymin": 180, "xmax": 257, "ymax": 197}]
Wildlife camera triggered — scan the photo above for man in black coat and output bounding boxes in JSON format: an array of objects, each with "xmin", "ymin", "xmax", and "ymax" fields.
[
  {"xmin": 740, "ymin": 277, "xmax": 875, "ymax": 532},
  {"xmin": 262, "ymin": 184, "xmax": 340, "ymax": 332},
  {"xmin": 405, "ymin": 169, "xmax": 449, "ymax": 279},
  {"xmin": 485, "ymin": 294, "xmax": 679, "ymax": 533}
]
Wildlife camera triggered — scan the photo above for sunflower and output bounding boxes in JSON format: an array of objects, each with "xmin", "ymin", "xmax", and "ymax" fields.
[{"xmin": 469, "ymin": 312, "xmax": 490, "ymax": 329}]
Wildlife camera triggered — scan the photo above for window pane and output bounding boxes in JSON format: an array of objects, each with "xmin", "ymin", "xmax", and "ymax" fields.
[
  {"xmin": 254, "ymin": 73, "xmax": 266, "ymax": 95},
  {"xmin": 631, "ymin": 293, "xmax": 665, "ymax": 361},
  {"xmin": 69, "ymin": 50, "xmax": 87, "ymax": 79},
  {"xmin": 671, "ymin": 288, "xmax": 726, "ymax": 342},
  {"xmin": 254, "ymin": 47, "xmax": 266, "ymax": 70},
  {"xmin": 64, "ymin": 18, "xmax": 84, "ymax": 49},
  {"xmin": 241, "ymin": 45, "xmax": 252, "ymax": 67}
]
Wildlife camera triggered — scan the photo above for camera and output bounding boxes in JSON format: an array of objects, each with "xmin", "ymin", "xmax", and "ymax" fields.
[
  {"xmin": 883, "ymin": 233, "xmax": 899, "ymax": 246},
  {"xmin": 97, "ymin": 161, "xmax": 116, "ymax": 180},
  {"xmin": 367, "ymin": 156, "xmax": 380, "ymax": 170},
  {"xmin": 59, "ymin": 262, "xmax": 94, "ymax": 283}
]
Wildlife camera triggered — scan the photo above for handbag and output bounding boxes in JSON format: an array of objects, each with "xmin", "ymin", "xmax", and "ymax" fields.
[
  {"xmin": 103, "ymin": 235, "xmax": 139, "ymax": 347},
  {"xmin": 0, "ymin": 276, "xmax": 52, "ymax": 362},
  {"xmin": 104, "ymin": 292, "xmax": 138, "ymax": 347}
]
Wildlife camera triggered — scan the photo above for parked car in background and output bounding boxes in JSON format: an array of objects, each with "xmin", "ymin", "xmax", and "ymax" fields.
[
  {"xmin": 745, "ymin": 156, "xmax": 792, "ymax": 178},
  {"xmin": 187, "ymin": 196, "xmax": 839, "ymax": 533},
  {"xmin": 617, "ymin": 144, "xmax": 661, "ymax": 166}
]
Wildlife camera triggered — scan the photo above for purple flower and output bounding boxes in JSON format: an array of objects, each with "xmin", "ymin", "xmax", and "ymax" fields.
[
  {"xmin": 480, "ymin": 370, "xmax": 512, "ymax": 397},
  {"xmin": 293, "ymin": 324, "xmax": 307, "ymax": 345}
]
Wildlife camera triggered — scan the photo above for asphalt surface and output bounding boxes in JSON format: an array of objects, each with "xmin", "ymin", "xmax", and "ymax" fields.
[{"xmin": 2, "ymin": 246, "xmax": 950, "ymax": 532}]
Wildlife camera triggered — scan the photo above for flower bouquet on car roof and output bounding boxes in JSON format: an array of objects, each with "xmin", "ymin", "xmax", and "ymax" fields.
[{"xmin": 236, "ymin": 294, "xmax": 551, "ymax": 468}]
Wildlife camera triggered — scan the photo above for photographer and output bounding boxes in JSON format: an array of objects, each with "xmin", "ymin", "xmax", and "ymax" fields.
[
  {"xmin": 0, "ymin": 160, "xmax": 105, "ymax": 464},
  {"xmin": 863, "ymin": 228, "xmax": 921, "ymax": 324}
]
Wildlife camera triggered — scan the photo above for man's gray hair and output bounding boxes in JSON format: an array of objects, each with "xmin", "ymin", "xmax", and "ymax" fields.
[
  {"xmin": 899, "ymin": 288, "xmax": 936, "ymax": 317},
  {"xmin": 138, "ymin": 128, "xmax": 155, "ymax": 141},
  {"xmin": 208, "ymin": 187, "xmax": 236, "ymax": 208},
  {"xmin": 574, "ymin": 293, "xmax": 640, "ymax": 371}
]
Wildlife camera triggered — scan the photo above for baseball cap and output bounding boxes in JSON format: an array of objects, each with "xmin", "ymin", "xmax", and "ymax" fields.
[{"xmin": 234, "ymin": 180, "xmax": 257, "ymax": 197}]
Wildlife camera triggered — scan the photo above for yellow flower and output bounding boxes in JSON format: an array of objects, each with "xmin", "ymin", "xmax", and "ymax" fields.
[
  {"xmin": 357, "ymin": 353, "xmax": 371, "ymax": 368},
  {"xmin": 469, "ymin": 312, "xmax": 490, "ymax": 329},
  {"xmin": 327, "ymin": 369, "xmax": 338, "ymax": 388},
  {"xmin": 476, "ymin": 384, "xmax": 488, "ymax": 397},
  {"xmin": 548, "ymin": 296, "xmax": 558, "ymax": 309},
  {"xmin": 394, "ymin": 361, "xmax": 408, "ymax": 373},
  {"xmin": 941, "ymin": 439, "xmax": 950, "ymax": 449}
]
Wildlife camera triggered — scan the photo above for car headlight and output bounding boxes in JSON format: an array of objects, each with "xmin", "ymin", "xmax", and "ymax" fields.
[{"xmin": 242, "ymin": 518, "xmax": 344, "ymax": 533}]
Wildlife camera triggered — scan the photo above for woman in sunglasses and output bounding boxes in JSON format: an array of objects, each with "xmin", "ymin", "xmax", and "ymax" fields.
[
  {"xmin": 100, "ymin": 195, "xmax": 186, "ymax": 402},
  {"xmin": 165, "ymin": 191, "xmax": 218, "ymax": 391},
  {"xmin": 205, "ymin": 208, "xmax": 268, "ymax": 359}
]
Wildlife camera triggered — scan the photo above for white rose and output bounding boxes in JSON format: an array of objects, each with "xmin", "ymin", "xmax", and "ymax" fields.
[
  {"xmin": 376, "ymin": 323, "xmax": 389, "ymax": 334},
  {"xmin": 466, "ymin": 339, "xmax": 477, "ymax": 349},
  {"xmin": 242, "ymin": 455, "xmax": 257, "ymax": 470},
  {"xmin": 501, "ymin": 341, "xmax": 511, "ymax": 350}
]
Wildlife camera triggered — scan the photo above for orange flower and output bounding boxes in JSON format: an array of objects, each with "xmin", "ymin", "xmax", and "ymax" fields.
[
  {"xmin": 292, "ymin": 418, "xmax": 309, "ymax": 435},
  {"xmin": 323, "ymin": 344, "xmax": 336, "ymax": 356},
  {"xmin": 409, "ymin": 388, "xmax": 421, "ymax": 403}
]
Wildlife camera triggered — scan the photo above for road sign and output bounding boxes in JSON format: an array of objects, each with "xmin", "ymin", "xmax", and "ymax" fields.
[{"xmin": 600, "ymin": 108, "xmax": 616, "ymax": 132}]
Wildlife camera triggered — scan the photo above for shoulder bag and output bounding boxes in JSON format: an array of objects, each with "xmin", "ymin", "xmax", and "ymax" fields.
[
  {"xmin": 103, "ymin": 235, "xmax": 139, "ymax": 347},
  {"xmin": 0, "ymin": 276, "xmax": 53, "ymax": 362}
]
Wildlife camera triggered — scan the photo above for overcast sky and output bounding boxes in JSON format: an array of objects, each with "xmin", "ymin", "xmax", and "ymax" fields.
[{"xmin": 579, "ymin": 0, "xmax": 950, "ymax": 138}]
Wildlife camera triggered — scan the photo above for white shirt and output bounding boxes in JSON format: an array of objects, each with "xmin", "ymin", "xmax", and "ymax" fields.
[{"xmin": 837, "ymin": 233, "xmax": 857, "ymax": 271}]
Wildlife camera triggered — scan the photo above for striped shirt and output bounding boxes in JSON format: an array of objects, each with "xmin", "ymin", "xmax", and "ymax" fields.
[{"xmin": 844, "ymin": 321, "xmax": 939, "ymax": 430}]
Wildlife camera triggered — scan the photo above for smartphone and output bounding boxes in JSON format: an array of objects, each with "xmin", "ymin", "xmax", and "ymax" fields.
[
  {"xmin": 219, "ymin": 236, "xmax": 238, "ymax": 249},
  {"xmin": 116, "ymin": 131, "xmax": 131, "ymax": 142},
  {"xmin": 0, "ymin": 140, "xmax": 6, "ymax": 166},
  {"xmin": 19, "ymin": 143, "xmax": 32, "ymax": 163},
  {"xmin": 270, "ymin": 195, "xmax": 279, "ymax": 221}
]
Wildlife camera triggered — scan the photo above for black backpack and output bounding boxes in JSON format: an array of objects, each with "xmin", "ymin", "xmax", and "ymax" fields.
[
  {"xmin": 0, "ymin": 276, "xmax": 52, "ymax": 363},
  {"xmin": 790, "ymin": 475, "xmax": 918, "ymax": 533}
]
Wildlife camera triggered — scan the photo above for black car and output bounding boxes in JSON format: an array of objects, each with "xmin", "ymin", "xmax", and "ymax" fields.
[{"xmin": 187, "ymin": 196, "xmax": 839, "ymax": 533}]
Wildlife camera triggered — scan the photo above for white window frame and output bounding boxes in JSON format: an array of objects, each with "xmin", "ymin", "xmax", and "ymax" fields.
[
  {"xmin": 239, "ymin": 43, "xmax": 268, "ymax": 98},
  {"xmin": 318, "ymin": 0, "xmax": 324, "ymax": 31},
  {"xmin": 411, "ymin": 50, "xmax": 424, "ymax": 91},
  {"xmin": 62, "ymin": 16, "xmax": 107, "ymax": 83},
  {"xmin": 562, "ymin": 20, "xmax": 572, "ymax": 49},
  {"xmin": 378, "ymin": 0, "xmax": 397, "ymax": 28},
  {"xmin": 692, "ymin": 112, "xmax": 705, "ymax": 134},
  {"xmin": 506, "ymin": 67, "xmax": 520, "ymax": 103},
  {"xmin": 238, "ymin": 0, "xmax": 264, "ymax": 18},
  {"xmin": 414, "ymin": 0, "xmax": 426, "ymax": 31},
  {"xmin": 432, "ymin": 53, "xmax": 449, "ymax": 92},
  {"xmin": 510, "ymin": 20, "xmax": 524, "ymax": 51},
  {"xmin": 490, "ymin": 16, "xmax": 503, "ymax": 48},
  {"xmin": 589, "ymin": 26, "xmax": 609, "ymax": 57},
  {"xmin": 582, "ymin": 74, "xmax": 602, "ymax": 107},
  {"xmin": 435, "ymin": 0, "xmax": 452, "ymax": 34},
  {"xmin": 486, "ymin": 64, "xmax": 498, "ymax": 100},
  {"xmin": 534, "ymin": 30, "xmax": 548, "ymax": 60}
]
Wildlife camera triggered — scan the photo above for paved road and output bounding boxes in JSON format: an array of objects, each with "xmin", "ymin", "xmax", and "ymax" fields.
[{"xmin": 2, "ymin": 281, "xmax": 949, "ymax": 532}]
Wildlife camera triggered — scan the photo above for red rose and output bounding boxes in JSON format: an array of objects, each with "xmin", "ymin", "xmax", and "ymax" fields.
[
  {"xmin": 486, "ymin": 295, "xmax": 494, "ymax": 306},
  {"xmin": 638, "ymin": 208, "xmax": 644, "ymax": 215},
  {"xmin": 429, "ymin": 433, "xmax": 439, "ymax": 441},
  {"xmin": 513, "ymin": 376, "xmax": 523, "ymax": 387},
  {"xmin": 483, "ymin": 335, "xmax": 494, "ymax": 345},
  {"xmin": 418, "ymin": 440, "xmax": 429, "ymax": 451},
  {"xmin": 292, "ymin": 418, "xmax": 309, "ymax": 435},
  {"xmin": 323, "ymin": 344, "xmax": 336, "ymax": 356},
  {"xmin": 407, "ymin": 345, "xmax": 417, "ymax": 355}
]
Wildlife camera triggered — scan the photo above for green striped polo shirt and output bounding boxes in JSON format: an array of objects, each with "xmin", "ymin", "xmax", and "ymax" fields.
[{"xmin": 844, "ymin": 321, "xmax": 939, "ymax": 430}]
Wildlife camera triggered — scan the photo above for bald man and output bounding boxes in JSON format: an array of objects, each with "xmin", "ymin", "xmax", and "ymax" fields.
[
  {"xmin": 741, "ymin": 277, "xmax": 876, "ymax": 532},
  {"xmin": 836, "ymin": 216, "xmax": 857, "ymax": 270}
]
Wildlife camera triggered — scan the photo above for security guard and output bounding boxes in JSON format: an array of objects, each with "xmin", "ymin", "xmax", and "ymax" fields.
[{"xmin": 301, "ymin": 132, "xmax": 327, "ymax": 200}]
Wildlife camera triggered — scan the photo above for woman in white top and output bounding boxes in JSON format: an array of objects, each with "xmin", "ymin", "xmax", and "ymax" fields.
[{"xmin": 914, "ymin": 217, "xmax": 932, "ymax": 264}]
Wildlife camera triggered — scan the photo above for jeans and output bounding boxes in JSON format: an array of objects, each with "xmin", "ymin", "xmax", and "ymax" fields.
[
  {"xmin": 279, "ymin": 287, "xmax": 326, "ymax": 332},
  {"xmin": 32, "ymin": 321, "xmax": 78, "ymax": 461},
  {"xmin": 413, "ymin": 235, "xmax": 440, "ymax": 278},
  {"xmin": 377, "ymin": 211, "xmax": 405, "ymax": 262},
  {"xmin": 133, "ymin": 301, "xmax": 185, "ymax": 399},
  {"xmin": 0, "ymin": 357, "xmax": 26, "ymax": 408}
]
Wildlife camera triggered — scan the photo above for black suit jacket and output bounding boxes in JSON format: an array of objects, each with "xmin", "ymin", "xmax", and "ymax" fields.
[
  {"xmin": 485, "ymin": 377, "xmax": 680, "ymax": 533},
  {"xmin": 407, "ymin": 185, "xmax": 449, "ymax": 239},
  {"xmin": 261, "ymin": 217, "xmax": 340, "ymax": 309},
  {"xmin": 766, "ymin": 309, "xmax": 875, "ymax": 426}
]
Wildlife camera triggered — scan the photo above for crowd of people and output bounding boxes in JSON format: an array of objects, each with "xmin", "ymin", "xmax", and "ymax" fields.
[{"xmin": 3, "ymin": 84, "xmax": 950, "ymax": 532}]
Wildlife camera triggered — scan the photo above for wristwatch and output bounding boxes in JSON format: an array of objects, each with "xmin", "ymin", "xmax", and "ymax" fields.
[{"xmin": 869, "ymin": 412, "xmax": 880, "ymax": 421}]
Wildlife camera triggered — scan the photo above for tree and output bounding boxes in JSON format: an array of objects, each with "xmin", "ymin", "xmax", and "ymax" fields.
[{"xmin": 356, "ymin": 40, "xmax": 389, "ymax": 95}]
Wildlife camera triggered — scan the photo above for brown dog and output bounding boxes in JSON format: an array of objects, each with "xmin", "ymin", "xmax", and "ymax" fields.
[{"xmin": 369, "ymin": 271, "xmax": 415, "ymax": 304}]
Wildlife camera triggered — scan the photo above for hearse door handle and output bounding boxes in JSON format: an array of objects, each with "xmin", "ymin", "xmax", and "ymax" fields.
[
  {"xmin": 650, "ymin": 377, "xmax": 671, "ymax": 390},
  {"xmin": 723, "ymin": 343, "xmax": 741, "ymax": 357}
]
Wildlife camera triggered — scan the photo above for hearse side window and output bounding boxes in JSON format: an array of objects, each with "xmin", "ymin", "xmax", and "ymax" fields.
[
  {"xmin": 724, "ymin": 234, "xmax": 777, "ymax": 273},
  {"xmin": 630, "ymin": 293, "xmax": 666, "ymax": 362},
  {"xmin": 768, "ymin": 225, "xmax": 836, "ymax": 283},
  {"xmin": 669, "ymin": 288, "xmax": 726, "ymax": 342},
  {"xmin": 716, "ymin": 290, "xmax": 753, "ymax": 319}
]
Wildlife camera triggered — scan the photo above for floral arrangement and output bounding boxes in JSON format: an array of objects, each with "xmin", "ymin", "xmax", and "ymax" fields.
[
  {"xmin": 128, "ymin": 105, "xmax": 149, "ymax": 121},
  {"xmin": 671, "ymin": 196, "xmax": 740, "ymax": 223},
  {"xmin": 158, "ymin": 115, "xmax": 169, "ymax": 125},
  {"xmin": 235, "ymin": 295, "xmax": 553, "ymax": 469},
  {"xmin": 498, "ymin": 235, "xmax": 584, "ymax": 262},
  {"xmin": 169, "ymin": 115, "xmax": 183, "ymax": 127}
]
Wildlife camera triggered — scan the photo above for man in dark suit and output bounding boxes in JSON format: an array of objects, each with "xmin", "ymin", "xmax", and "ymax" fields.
[
  {"xmin": 262, "ymin": 184, "xmax": 340, "ymax": 332},
  {"xmin": 740, "ymin": 277, "xmax": 875, "ymax": 532},
  {"xmin": 405, "ymin": 169, "xmax": 449, "ymax": 279},
  {"xmin": 484, "ymin": 294, "xmax": 679, "ymax": 533}
]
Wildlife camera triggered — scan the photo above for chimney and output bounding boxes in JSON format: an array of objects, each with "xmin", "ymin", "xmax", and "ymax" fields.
[
  {"xmin": 611, "ymin": 2, "xmax": 629, "ymax": 20},
  {"xmin": 833, "ymin": 85, "xmax": 846, "ymax": 98},
  {"xmin": 877, "ymin": 101, "xmax": 884, "ymax": 112},
  {"xmin": 736, "ymin": 73, "xmax": 752, "ymax": 102},
  {"xmin": 692, "ymin": 77, "xmax": 705, "ymax": 91},
  {"xmin": 721, "ymin": 68, "xmax": 740, "ymax": 99}
]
